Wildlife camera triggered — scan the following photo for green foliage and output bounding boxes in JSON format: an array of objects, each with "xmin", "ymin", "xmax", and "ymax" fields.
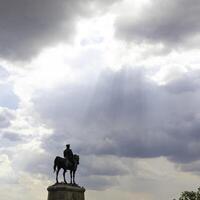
[{"xmin": 174, "ymin": 188, "xmax": 200, "ymax": 200}]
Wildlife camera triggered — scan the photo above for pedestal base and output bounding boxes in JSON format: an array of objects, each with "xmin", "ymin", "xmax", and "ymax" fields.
[{"xmin": 47, "ymin": 183, "xmax": 85, "ymax": 200}]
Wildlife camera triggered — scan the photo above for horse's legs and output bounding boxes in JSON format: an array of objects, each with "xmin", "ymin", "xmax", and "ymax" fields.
[
  {"xmin": 56, "ymin": 168, "xmax": 60, "ymax": 183},
  {"xmin": 73, "ymin": 171, "xmax": 75, "ymax": 184},
  {"xmin": 70, "ymin": 170, "xmax": 72, "ymax": 184},
  {"xmin": 63, "ymin": 169, "xmax": 67, "ymax": 184}
]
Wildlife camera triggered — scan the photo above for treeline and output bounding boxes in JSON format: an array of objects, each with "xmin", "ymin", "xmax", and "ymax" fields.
[{"xmin": 173, "ymin": 187, "xmax": 200, "ymax": 200}]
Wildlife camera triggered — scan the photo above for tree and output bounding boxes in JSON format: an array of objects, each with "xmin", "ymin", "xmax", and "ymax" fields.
[{"xmin": 173, "ymin": 187, "xmax": 200, "ymax": 200}]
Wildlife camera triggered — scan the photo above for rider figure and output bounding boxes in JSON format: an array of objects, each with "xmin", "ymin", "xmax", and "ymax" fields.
[{"xmin": 63, "ymin": 144, "xmax": 74, "ymax": 168}]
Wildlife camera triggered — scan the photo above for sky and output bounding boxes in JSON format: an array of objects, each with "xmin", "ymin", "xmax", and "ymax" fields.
[{"xmin": 0, "ymin": 0, "xmax": 200, "ymax": 200}]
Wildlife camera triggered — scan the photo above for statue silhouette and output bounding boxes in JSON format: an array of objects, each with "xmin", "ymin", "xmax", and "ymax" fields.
[
  {"xmin": 53, "ymin": 144, "xmax": 79, "ymax": 184},
  {"xmin": 63, "ymin": 144, "xmax": 74, "ymax": 168}
]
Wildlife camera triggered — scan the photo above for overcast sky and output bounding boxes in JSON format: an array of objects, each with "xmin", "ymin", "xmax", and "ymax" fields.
[{"xmin": 1, "ymin": 0, "xmax": 200, "ymax": 200}]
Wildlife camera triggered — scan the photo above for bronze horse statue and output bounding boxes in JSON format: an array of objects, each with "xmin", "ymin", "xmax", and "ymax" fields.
[{"xmin": 53, "ymin": 154, "xmax": 79, "ymax": 184}]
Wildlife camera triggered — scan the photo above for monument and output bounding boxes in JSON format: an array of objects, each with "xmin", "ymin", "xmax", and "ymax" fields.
[{"xmin": 47, "ymin": 144, "xmax": 85, "ymax": 200}]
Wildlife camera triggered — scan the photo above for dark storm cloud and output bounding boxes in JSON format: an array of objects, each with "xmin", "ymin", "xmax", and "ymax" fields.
[
  {"xmin": 25, "ymin": 67, "xmax": 200, "ymax": 188},
  {"xmin": 79, "ymin": 155, "xmax": 129, "ymax": 177},
  {"xmin": 0, "ymin": 0, "xmax": 119, "ymax": 61},
  {"xmin": 115, "ymin": 0, "xmax": 200, "ymax": 50},
  {"xmin": 165, "ymin": 76, "xmax": 200, "ymax": 94},
  {"xmin": 33, "ymin": 67, "xmax": 200, "ymax": 167},
  {"xmin": 179, "ymin": 161, "xmax": 200, "ymax": 175}
]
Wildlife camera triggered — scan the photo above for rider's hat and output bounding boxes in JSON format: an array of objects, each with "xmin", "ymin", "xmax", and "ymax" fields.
[{"xmin": 66, "ymin": 144, "xmax": 70, "ymax": 148}]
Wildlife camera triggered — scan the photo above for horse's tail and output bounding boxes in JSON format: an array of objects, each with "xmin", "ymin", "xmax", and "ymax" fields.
[{"xmin": 53, "ymin": 157, "xmax": 57, "ymax": 173}]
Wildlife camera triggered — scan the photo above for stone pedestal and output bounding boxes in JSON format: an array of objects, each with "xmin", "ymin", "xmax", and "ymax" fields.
[{"xmin": 47, "ymin": 183, "xmax": 85, "ymax": 200}]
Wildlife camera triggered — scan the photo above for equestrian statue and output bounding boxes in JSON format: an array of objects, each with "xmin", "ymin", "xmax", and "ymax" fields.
[{"xmin": 53, "ymin": 144, "xmax": 79, "ymax": 185}]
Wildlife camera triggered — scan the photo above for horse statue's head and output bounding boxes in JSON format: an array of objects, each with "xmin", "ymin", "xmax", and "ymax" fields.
[{"xmin": 73, "ymin": 154, "xmax": 79, "ymax": 165}]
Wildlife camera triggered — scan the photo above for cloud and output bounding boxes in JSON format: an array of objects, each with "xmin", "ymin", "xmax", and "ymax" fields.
[
  {"xmin": 31, "ymin": 67, "xmax": 200, "ymax": 170},
  {"xmin": 0, "ymin": 131, "xmax": 25, "ymax": 149},
  {"xmin": 14, "ymin": 146, "xmax": 127, "ymax": 189},
  {"xmin": 115, "ymin": 0, "xmax": 200, "ymax": 51},
  {"xmin": 0, "ymin": 107, "xmax": 15, "ymax": 128},
  {"xmin": 179, "ymin": 160, "xmax": 200, "ymax": 175},
  {"xmin": 79, "ymin": 175, "xmax": 118, "ymax": 190},
  {"xmin": 0, "ymin": 0, "xmax": 119, "ymax": 61},
  {"xmin": 0, "ymin": 66, "xmax": 19, "ymax": 109},
  {"xmin": 0, "ymin": 66, "xmax": 9, "ymax": 80},
  {"xmin": 0, "ymin": 154, "xmax": 18, "ymax": 184},
  {"xmin": 13, "ymin": 150, "xmax": 52, "ymax": 176},
  {"xmin": 79, "ymin": 155, "xmax": 129, "ymax": 177},
  {"xmin": 2, "ymin": 131, "xmax": 22, "ymax": 142},
  {"xmin": 0, "ymin": 83, "xmax": 19, "ymax": 109},
  {"xmin": 3, "ymin": 67, "xmax": 198, "ymax": 191}
]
